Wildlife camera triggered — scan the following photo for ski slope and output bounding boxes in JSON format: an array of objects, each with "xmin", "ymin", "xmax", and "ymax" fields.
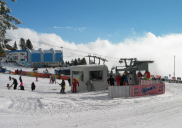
[{"xmin": 0, "ymin": 59, "xmax": 182, "ymax": 128}]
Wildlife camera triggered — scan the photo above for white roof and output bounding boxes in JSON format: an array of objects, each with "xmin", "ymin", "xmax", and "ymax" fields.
[
  {"xmin": 43, "ymin": 50, "xmax": 51, "ymax": 53},
  {"xmin": 55, "ymin": 50, "xmax": 62, "ymax": 53},
  {"xmin": 31, "ymin": 50, "xmax": 40, "ymax": 53}
]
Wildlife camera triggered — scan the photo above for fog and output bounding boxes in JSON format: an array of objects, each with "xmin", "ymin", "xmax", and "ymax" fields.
[{"xmin": 6, "ymin": 28, "xmax": 182, "ymax": 77}]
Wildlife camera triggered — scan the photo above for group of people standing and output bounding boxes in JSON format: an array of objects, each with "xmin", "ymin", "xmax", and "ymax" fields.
[
  {"xmin": 50, "ymin": 76, "xmax": 56, "ymax": 84},
  {"xmin": 7, "ymin": 75, "xmax": 36, "ymax": 91},
  {"xmin": 107, "ymin": 70, "xmax": 151, "ymax": 86},
  {"xmin": 107, "ymin": 72, "xmax": 129, "ymax": 86}
]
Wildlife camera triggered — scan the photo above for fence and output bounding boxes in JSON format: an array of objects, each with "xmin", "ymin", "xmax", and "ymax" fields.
[{"xmin": 108, "ymin": 86, "xmax": 131, "ymax": 98}]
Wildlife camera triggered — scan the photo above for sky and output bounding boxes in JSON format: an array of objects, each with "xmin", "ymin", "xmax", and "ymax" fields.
[{"xmin": 4, "ymin": 0, "xmax": 182, "ymax": 77}]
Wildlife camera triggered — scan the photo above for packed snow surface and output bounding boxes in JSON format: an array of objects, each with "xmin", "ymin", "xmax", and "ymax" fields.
[{"xmin": 1, "ymin": 59, "xmax": 182, "ymax": 128}]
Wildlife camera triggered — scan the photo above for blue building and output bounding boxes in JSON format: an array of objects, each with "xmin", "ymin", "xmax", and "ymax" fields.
[{"xmin": 6, "ymin": 48, "xmax": 63, "ymax": 67}]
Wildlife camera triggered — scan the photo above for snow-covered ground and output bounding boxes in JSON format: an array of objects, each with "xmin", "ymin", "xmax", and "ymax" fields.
[{"xmin": 1, "ymin": 59, "xmax": 182, "ymax": 128}]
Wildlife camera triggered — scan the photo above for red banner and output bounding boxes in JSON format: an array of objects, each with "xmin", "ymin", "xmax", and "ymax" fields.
[
  {"xmin": 156, "ymin": 75, "xmax": 161, "ymax": 78},
  {"xmin": 131, "ymin": 84, "xmax": 165, "ymax": 97},
  {"xmin": 172, "ymin": 77, "xmax": 176, "ymax": 80}
]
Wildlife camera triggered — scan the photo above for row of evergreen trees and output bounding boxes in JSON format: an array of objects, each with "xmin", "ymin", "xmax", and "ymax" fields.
[
  {"xmin": 0, "ymin": 38, "xmax": 33, "ymax": 51},
  {"xmin": 14, "ymin": 38, "xmax": 33, "ymax": 50}
]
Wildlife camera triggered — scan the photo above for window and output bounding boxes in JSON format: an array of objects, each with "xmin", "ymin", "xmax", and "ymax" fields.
[
  {"xmin": 72, "ymin": 71, "xmax": 84, "ymax": 81},
  {"xmin": 90, "ymin": 71, "xmax": 103, "ymax": 81},
  {"xmin": 20, "ymin": 53, "xmax": 25, "ymax": 55},
  {"xmin": 20, "ymin": 59, "xmax": 25, "ymax": 61}
]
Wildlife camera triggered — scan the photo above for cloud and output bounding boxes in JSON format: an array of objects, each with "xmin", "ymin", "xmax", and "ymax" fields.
[
  {"xmin": 131, "ymin": 28, "xmax": 135, "ymax": 35},
  {"xmin": 74, "ymin": 27, "xmax": 86, "ymax": 31},
  {"xmin": 78, "ymin": 27, "xmax": 86, "ymax": 31},
  {"xmin": 54, "ymin": 26, "xmax": 71, "ymax": 29},
  {"xmin": 6, "ymin": 28, "xmax": 182, "ymax": 77}
]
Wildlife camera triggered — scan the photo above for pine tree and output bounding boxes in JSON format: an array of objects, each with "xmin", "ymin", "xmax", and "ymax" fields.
[
  {"xmin": 74, "ymin": 59, "xmax": 78, "ymax": 65},
  {"xmin": 26, "ymin": 39, "xmax": 33, "ymax": 50},
  {"xmin": 0, "ymin": 0, "xmax": 22, "ymax": 49},
  {"xmin": 19, "ymin": 38, "xmax": 26, "ymax": 50},
  {"xmin": 13, "ymin": 41, "xmax": 18, "ymax": 50},
  {"xmin": 0, "ymin": 44, "xmax": 3, "ymax": 54},
  {"xmin": 79, "ymin": 58, "xmax": 87, "ymax": 65}
]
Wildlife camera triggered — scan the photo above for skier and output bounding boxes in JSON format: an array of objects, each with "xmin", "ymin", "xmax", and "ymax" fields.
[
  {"xmin": 19, "ymin": 75, "xmax": 22, "ymax": 83},
  {"xmin": 54, "ymin": 76, "xmax": 56, "ymax": 84},
  {"xmin": 36, "ymin": 75, "xmax": 38, "ymax": 81},
  {"xmin": 19, "ymin": 81, "xmax": 24, "ymax": 90},
  {"xmin": 49, "ymin": 76, "xmax": 52, "ymax": 83},
  {"xmin": 72, "ymin": 78, "xmax": 79, "ymax": 93},
  {"xmin": 20, "ymin": 69, "xmax": 23, "ymax": 74},
  {"xmin": 31, "ymin": 82, "xmax": 36, "ymax": 91},
  {"xmin": 11, "ymin": 78, "xmax": 18, "ymax": 90},
  {"xmin": 6, "ymin": 84, "xmax": 11, "ymax": 90},
  {"xmin": 51, "ymin": 77, "xmax": 54, "ymax": 83},
  {"xmin": 107, "ymin": 75, "xmax": 116, "ymax": 86},
  {"xmin": 115, "ymin": 74, "xmax": 121, "ymax": 86},
  {"xmin": 9, "ymin": 75, "xmax": 11, "ymax": 81},
  {"xmin": 60, "ymin": 78, "xmax": 66, "ymax": 93}
]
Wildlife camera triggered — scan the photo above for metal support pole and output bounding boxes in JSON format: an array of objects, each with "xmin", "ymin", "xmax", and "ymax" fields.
[{"xmin": 174, "ymin": 55, "xmax": 175, "ymax": 77}]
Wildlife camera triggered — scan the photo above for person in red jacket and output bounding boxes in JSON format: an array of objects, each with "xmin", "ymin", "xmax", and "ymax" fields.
[
  {"xmin": 144, "ymin": 70, "xmax": 150, "ymax": 80},
  {"xmin": 115, "ymin": 74, "xmax": 121, "ymax": 86},
  {"xmin": 72, "ymin": 78, "xmax": 79, "ymax": 93},
  {"xmin": 137, "ymin": 71, "xmax": 142, "ymax": 78},
  {"xmin": 36, "ymin": 75, "xmax": 38, "ymax": 81}
]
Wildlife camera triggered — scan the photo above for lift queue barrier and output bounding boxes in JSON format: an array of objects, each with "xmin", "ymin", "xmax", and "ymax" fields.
[
  {"xmin": 108, "ymin": 86, "xmax": 131, "ymax": 98},
  {"xmin": 140, "ymin": 80, "xmax": 161, "ymax": 85},
  {"xmin": 108, "ymin": 82, "xmax": 165, "ymax": 98}
]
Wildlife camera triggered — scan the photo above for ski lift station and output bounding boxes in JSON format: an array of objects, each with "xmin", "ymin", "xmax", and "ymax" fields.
[
  {"xmin": 70, "ymin": 65, "xmax": 108, "ymax": 92},
  {"xmin": 70, "ymin": 58, "xmax": 165, "ymax": 98}
]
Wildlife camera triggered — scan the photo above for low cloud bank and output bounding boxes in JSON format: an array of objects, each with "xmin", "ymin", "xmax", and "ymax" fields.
[{"xmin": 6, "ymin": 28, "xmax": 182, "ymax": 77}]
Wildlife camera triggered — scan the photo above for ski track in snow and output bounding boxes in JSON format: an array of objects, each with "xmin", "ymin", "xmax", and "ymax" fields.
[{"xmin": 1, "ymin": 59, "xmax": 182, "ymax": 127}]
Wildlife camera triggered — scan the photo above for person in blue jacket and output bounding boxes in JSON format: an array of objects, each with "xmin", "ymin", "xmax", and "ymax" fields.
[{"xmin": 123, "ymin": 73, "xmax": 129, "ymax": 86}]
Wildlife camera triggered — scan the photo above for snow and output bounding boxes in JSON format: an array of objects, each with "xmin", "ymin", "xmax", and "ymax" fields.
[{"xmin": 1, "ymin": 59, "xmax": 182, "ymax": 128}]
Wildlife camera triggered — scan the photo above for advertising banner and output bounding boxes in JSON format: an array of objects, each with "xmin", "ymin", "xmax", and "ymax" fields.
[
  {"xmin": 140, "ymin": 80, "xmax": 161, "ymax": 85},
  {"xmin": 177, "ymin": 77, "xmax": 181, "ymax": 80},
  {"xmin": 164, "ymin": 76, "xmax": 168, "ymax": 79},
  {"xmin": 131, "ymin": 84, "xmax": 165, "ymax": 97},
  {"xmin": 150, "ymin": 75, "xmax": 154, "ymax": 78},
  {"xmin": 35, "ymin": 73, "xmax": 50, "ymax": 78},
  {"xmin": 172, "ymin": 77, "xmax": 176, "ymax": 80},
  {"xmin": 156, "ymin": 75, "xmax": 161, "ymax": 78}
]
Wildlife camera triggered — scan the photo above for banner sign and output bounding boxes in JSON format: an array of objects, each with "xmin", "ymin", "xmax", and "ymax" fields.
[
  {"xmin": 164, "ymin": 76, "xmax": 168, "ymax": 79},
  {"xmin": 150, "ymin": 75, "xmax": 154, "ymax": 78},
  {"xmin": 140, "ymin": 80, "xmax": 161, "ymax": 85},
  {"xmin": 177, "ymin": 77, "xmax": 181, "ymax": 80},
  {"xmin": 156, "ymin": 75, "xmax": 161, "ymax": 78},
  {"xmin": 131, "ymin": 84, "xmax": 165, "ymax": 97},
  {"xmin": 172, "ymin": 77, "xmax": 176, "ymax": 80}
]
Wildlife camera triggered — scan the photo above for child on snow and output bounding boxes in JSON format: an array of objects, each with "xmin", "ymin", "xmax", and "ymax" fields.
[
  {"xmin": 6, "ymin": 84, "xmax": 11, "ymax": 90},
  {"xmin": 36, "ymin": 75, "xmax": 38, "ymax": 81},
  {"xmin": 9, "ymin": 76, "xmax": 11, "ymax": 81},
  {"xmin": 19, "ymin": 81, "xmax": 24, "ymax": 90},
  {"xmin": 50, "ymin": 76, "xmax": 52, "ymax": 83},
  {"xmin": 31, "ymin": 82, "xmax": 36, "ymax": 91}
]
